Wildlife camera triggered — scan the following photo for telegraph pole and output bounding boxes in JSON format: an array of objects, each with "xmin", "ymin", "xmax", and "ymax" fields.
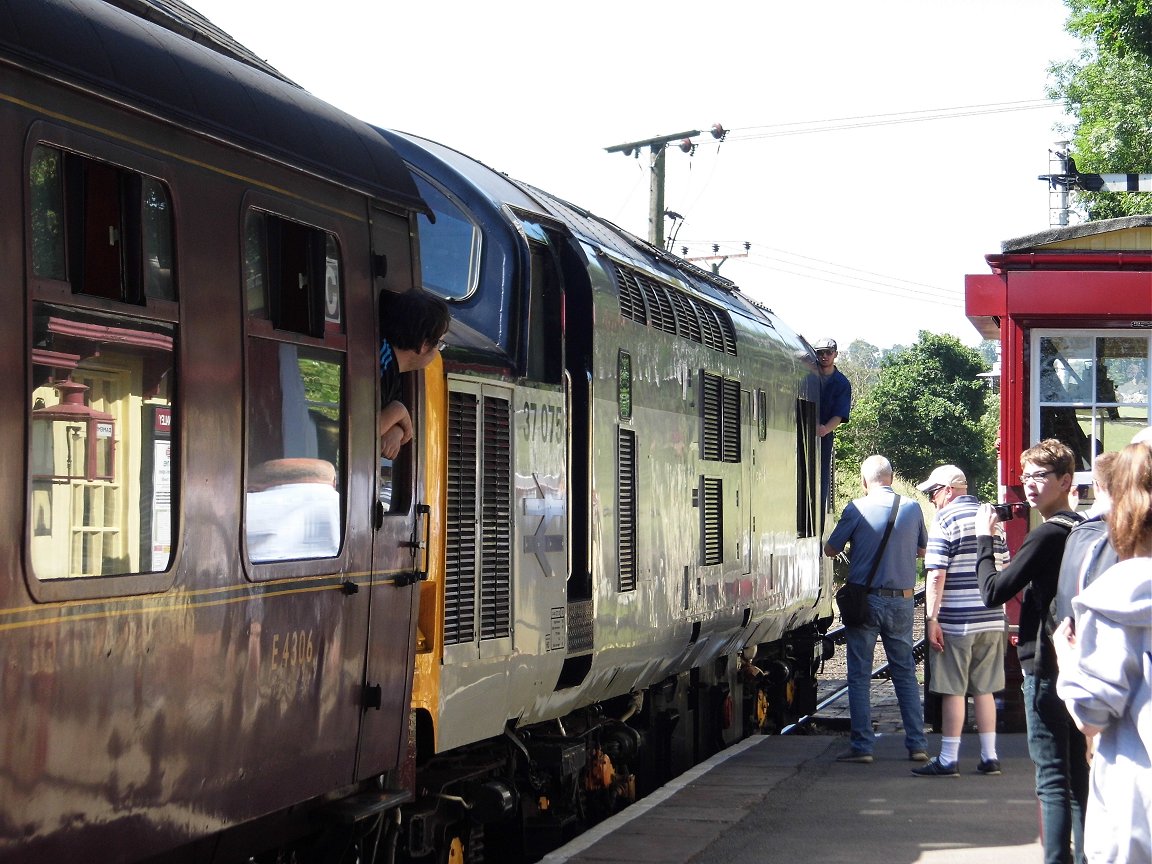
[{"xmin": 605, "ymin": 125, "xmax": 726, "ymax": 249}]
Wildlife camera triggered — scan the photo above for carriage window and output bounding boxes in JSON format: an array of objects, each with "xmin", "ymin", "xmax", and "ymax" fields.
[
  {"xmin": 29, "ymin": 145, "xmax": 176, "ymax": 302},
  {"xmin": 411, "ymin": 172, "xmax": 480, "ymax": 300},
  {"xmin": 1034, "ymin": 332, "xmax": 1151, "ymax": 471},
  {"xmin": 29, "ymin": 304, "xmax": 176, "ymax": 579},
  {"xmin": 244, "ymin": 210, "xmax": 345, "ymax": 564},
  {"xmin": 244, "ymin": 210, "xmax": 342, "ymax": 336}
]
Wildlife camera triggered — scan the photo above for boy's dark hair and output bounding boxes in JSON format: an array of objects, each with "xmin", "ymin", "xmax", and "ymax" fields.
[
  {"xmin": 1020, "ymin": 438, "xmax": 1075, "ymax": 478},
  {"xmin": 379, "ymin": 289, "xmax": 451, "ymax": 352}
]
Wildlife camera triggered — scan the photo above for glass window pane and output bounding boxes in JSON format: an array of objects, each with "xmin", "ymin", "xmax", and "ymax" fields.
[
  {"xmin": 1098, "ymin": 336, "xmax": 1148, "ymax": 407},
  {"xmin": 30, "ymin": 145, "xmax": 66, "ymax": 280},
  {"xmin": 1038, "ymin": 335, "xmax": 1092, "ymax": 403},
  {"xmin": 244, "ymin": 211, "xmax": 268, "ymax": 317},
  {"xmin": 246, "ymin": 340, "xmax": 344, "ymax": 562},
  {"xmin": 143, "ymin": 177, "xmax": 176, "ymax": 301},
  {"xmin": 413, "ymin": 173, "xmax": 480, "ymax": 300},
  {"xmin": 29, "ymin": 304, "xmax": 176, "ymax": 578}
]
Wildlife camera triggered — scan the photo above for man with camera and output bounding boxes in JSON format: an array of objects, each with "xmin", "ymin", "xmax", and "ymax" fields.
[
  {"xmin": 976, "ymin": 439, "xmax": 1087, "ymax": 864},
  {"xmin": 913, "ymin": 465, "xmax": 1009, "ymax": 777}
]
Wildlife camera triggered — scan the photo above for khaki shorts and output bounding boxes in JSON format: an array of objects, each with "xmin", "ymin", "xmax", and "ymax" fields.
[{"xmin": 928, "ymin": 628, "xmax": 1007, "ymax": 696}]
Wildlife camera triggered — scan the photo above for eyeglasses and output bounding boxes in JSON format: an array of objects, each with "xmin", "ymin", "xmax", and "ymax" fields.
[
  {"xmin": 1020, "ymin": 469, "xmax": 1056, "ymax": 483},
  {"xmin": 816, "ymin": 350, "xmax": 835, "ymax": 358},
  {"xmin": 925, "ymin": 485, "xmax": 944, "ymax": 500}
]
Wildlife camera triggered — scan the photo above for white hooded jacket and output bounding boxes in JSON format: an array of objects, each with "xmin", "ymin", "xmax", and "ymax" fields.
[{"xmin": 1058, "ymin": 557, "xmax": 1152, "ymax": 864}]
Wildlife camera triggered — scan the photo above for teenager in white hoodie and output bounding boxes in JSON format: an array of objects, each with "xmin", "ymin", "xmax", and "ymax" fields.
[{"xmin": 1054, "ymin": 441, "xmax": 1152, "ymax": 864}]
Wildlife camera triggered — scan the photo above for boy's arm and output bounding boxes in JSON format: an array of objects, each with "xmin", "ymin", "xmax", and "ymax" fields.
[{"xmin": 379, "ymin": 400, "xmax": 413, "ymax": 459}]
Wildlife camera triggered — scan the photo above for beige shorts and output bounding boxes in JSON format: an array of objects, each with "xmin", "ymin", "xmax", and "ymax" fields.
[{"xmin": 928, "ymin": 628, "xmax": 1007, "ymax": 696}]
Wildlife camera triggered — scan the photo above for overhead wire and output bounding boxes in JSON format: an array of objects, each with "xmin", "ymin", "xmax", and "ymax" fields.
[
  {"xmin": 630, "ymin": 98, "xmax": 1056, "ymax": 302},
  {"xmin": 727, "ymin": 99, "xmax": 1061, "ymax": 140}
]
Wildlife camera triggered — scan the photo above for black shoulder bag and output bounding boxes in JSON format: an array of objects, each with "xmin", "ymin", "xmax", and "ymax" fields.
[{"xmin": 836, "ymin": 495, "xmax": 900, "ymax": 627}]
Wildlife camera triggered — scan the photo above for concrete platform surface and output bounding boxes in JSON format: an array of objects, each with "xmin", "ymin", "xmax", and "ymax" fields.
[{"xmin": 541, "ymin": 732, "xmax": 1043, "ymax": 864}]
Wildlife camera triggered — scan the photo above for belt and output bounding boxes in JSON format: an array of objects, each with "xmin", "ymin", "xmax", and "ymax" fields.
[{"xmin": 869, "ymin": 587, "xmax": 914, "ymax": 598}]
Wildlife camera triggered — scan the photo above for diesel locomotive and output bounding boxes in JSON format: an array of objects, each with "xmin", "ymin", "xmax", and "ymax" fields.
[{"xmin": 0, "ymin": 2, "xmax": 833, "ymax": 862}]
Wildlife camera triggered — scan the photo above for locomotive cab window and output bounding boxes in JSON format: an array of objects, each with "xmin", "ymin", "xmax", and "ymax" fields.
[
  {"xmin": 411, "ymin": 172, "xmax": 480, "ymax": 300},
  {"xmin": 243, "ymin": 209, "xmax": 346, "ymax": 566}
]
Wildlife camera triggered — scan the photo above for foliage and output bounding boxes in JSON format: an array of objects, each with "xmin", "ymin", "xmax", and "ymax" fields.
[
  {"xmin": 834, "ymin": 331, "xmax": 996, "ymax": 501},
  {"xmin": 978, "ymin": 339, "xmax": 999, "ymax": 367},
  {"xmin": 1065, "ymin": 0, "xmax": 1152, "ymax": 58},
  {"xmin": 1051, "ymin": 1, "xmax": 1152, "ymax": 219}
]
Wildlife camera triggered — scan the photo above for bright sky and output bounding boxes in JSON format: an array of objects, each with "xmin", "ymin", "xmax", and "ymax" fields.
[{"xmin": 182, "ymin": 0, "xmax": 1083, "ymax": 352}]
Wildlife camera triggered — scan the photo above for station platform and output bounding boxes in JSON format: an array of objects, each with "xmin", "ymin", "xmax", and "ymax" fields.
[{"xmin": 541, "ymin": 732, "xmax": 1044, "ymax": 864}]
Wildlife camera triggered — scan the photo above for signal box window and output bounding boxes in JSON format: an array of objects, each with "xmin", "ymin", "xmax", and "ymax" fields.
[
  {"xmin": 411, "ymin": 172, "xmax": 480, "ymax": 301},
  {"xmin": 29, "ymin": 304, "xmax": 176, "ymax": 579},
  {"xmin": 1034, "ymin": 332, "xmax": 1151, "ymax": 472},
  {"xmin": 29, "ymin": 145, "xmax": 176, "ymax": 303},
  {"xmin": 244, "ymin": 210, "xmax": 346, "ymax": 564}
]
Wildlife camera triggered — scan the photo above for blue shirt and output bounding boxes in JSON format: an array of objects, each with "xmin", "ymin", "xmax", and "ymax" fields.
[
  {"xmin": 379, "ymin": 338, "xmax": 400, "ymax": 407},
  {"xmin": 925, "ymin": 495, "xmax": 1007, "ymax": 635},
  {"xmin": 820, "ymin": 367, "xmax": 852, "ymax": 426},
  {"xmin": 827, "ymin": 487, "xmax": 927, "ymax": 590}
]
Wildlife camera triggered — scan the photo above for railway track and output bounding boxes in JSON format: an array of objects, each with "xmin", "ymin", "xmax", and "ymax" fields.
[{"xmin": 782, "ymin": 586, "xmax": 927, "ymax": 734}]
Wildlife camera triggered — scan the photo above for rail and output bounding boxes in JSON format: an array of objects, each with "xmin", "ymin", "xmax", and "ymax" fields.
[{"xmin": 781, "ymin": 585, "xmax": 927, "ymax": 735}]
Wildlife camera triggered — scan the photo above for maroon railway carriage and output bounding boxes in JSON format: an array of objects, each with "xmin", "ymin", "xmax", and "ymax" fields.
[{"xmin": 1, "ymin": 0, "xmax": 430, "ymax": 861}]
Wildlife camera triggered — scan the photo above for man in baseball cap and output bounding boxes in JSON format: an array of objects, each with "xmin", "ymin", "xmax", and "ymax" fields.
[
  {"xmin": 913, "ymin": 463, "xmax": 1009, "ymax": 778},
  {"xmin": 813, "ymin": 338, "xmax": 850, "ymax": 519}
]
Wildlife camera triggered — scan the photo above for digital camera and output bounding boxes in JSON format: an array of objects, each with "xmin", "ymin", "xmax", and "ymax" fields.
[{"xmin": 992, "ymin": 502, "xmax": 1028, "ymax": 521}]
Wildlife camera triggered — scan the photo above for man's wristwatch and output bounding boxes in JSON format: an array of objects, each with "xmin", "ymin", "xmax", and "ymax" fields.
[{"xmin": 925, "ymin": 616, "xmax": 937, "ymax": 622}]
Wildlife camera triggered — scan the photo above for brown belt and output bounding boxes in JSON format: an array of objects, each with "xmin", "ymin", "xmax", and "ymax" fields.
[{"xmin": 869, "ymin": 587, "xmax": 914, "ymax": 598}]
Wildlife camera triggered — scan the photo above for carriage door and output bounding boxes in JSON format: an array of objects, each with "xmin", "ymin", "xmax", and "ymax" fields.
[
  {"xmin": 741, "ymin": 387, "xmax": 753, "ymax": 575},
  {"xmin": 356, "ymin": 207, "xmax": 423, "ymax": 780}
]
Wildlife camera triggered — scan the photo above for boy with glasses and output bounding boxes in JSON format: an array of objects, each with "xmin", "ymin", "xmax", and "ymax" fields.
[{"xmin": 976, "ymin": 439, "xmax": 1087, "ymax": 864}]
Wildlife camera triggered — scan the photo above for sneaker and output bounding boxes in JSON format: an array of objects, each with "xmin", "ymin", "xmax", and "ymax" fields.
[
  {"xmin": 976, "ymin": 758, "xmax": 1002, "ymax": 775},
  {"xmin": 911, "ymin": 756, "xmax": 959, "ymax": 777},
  {"xmin": 909, "ymin": 750, "xmax": 929, "ymax": 763},
  {"xmin": 835, "ymin": 749, "xmax": 874, "ymax": 764}
]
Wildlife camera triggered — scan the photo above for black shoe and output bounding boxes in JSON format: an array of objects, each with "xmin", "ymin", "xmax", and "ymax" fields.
[
  {"xmin": 835, "ymin": 749, "xmax": 874, "ymax": 764},
  {"xmin": 976, "ymin": 758, "xmax": 1002, "ymax": 775},
  {"xmin": 911, "ymin": 757, "xmax": 959, "ymax": 777}
]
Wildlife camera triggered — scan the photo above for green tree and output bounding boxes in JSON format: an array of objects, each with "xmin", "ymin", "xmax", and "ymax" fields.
[
  {"xmin": 836, "ymin": 331, "xmax": 996, "ymax": 499},
  {"xmin": 1065, "ymin": 0, "xmax": 1152, "ymax": 58},
  {"xmin": 1051, "ymin": 0, "xmax": 1152, "ymax": 219}
]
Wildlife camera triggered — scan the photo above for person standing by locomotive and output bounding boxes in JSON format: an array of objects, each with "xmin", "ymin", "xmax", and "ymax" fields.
[
  {"xmin": 976, "ymin": 439, "xmax": 1087, "ymax": 864},
  {"xmin": 824, "ymin": 454, "xmax": 929, "ymax": 764},
  {"xmin": 913, "ymin": 465, "xmax": 1009, "ymax": 777},
  {"xmin": 812, "ymin": 338, "xmax": 852, "ymax": 518}
]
